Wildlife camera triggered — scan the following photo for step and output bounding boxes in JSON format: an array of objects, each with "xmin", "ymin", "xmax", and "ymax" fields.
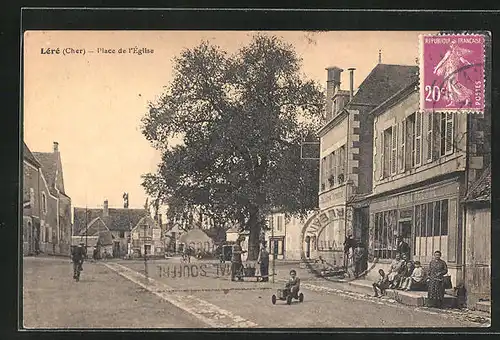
[
  {"xmin": 348, "ymin": 280, "xmax": 457, "ymax": 308},
  {"xmin": 476, "ymin": 301, "xmax": 491, "ymax": 313}
]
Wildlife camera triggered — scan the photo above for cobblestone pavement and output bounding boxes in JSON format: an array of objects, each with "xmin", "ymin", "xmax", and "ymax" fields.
[
  {"xmin": 113, "ymin": 258, "xmax": 489, "ymax": 328},
  {"xmin": 22, "ymin": 257, "xmax": 206, "ymax": 328},
  {"xmin": 22, "ymin": 256, "xmax": 490, "ymax": 329}
]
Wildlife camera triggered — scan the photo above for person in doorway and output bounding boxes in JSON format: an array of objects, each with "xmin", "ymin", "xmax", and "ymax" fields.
[
  {"xmin": 257, "ymin": 242, "xmax": 270, "ymax": 282},
  {"xmin": 231, "ymin": 238, "xmax": 246, "ymax": 281},
  {"xmin": 427, "ymin": 250, "xmax": 448, "ymax": 308},
  {"xmin": 343, "ymin": 235, "xmax": 355, "ymax": 269},
  {"xmin": 372, "ymin": 269, "xmax": 389, "ymax": 297},
  {"xmin": 353, "ymin": 243, "xmax": 366, "ymax": 278},
  {"xmin": 396, "ymin": 236, "xmax": 410, "ymax": 259}
]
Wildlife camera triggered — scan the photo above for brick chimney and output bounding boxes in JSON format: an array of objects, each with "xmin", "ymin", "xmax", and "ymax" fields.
[
  {"xmin": 103, "ymin": 199, "xmax": 109, "ymax": 217},
  {"xmin": 53, "ymin": 141, "xmax": 59, "ymax": 153},
  {"xmin": 325, "ymin": 66, "xmax": 343, "ymax": 121}
]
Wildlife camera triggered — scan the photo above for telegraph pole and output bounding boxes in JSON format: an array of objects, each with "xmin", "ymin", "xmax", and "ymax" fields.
[
  {"xmin": 144, "ymin": 223, "xmax": 149, "ymax": 282},
  {"xmin": 85, "ymin": 205, "xmax": 88, "ymax": 259},
  {"xmin": 271, "ymin": 220, "xmax": 275, "ymax": 284}
]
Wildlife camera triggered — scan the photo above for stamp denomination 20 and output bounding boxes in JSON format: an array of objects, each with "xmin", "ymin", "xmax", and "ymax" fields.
[{"xmin": 420, "ymin": 33, "xmax": 486, "ymax": 113}]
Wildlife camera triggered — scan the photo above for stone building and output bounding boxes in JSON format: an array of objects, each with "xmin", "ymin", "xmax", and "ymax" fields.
[
  {"xmin": 73, "ymin": 200, "xmax": 146, "ymax": 258},
  {"xmin": 302, "ymin": 63, "xmax": 419, "ymax": 267},
  {"xmin": 23, "ymin": 141, "xmax": 72, "ymax": 256}
]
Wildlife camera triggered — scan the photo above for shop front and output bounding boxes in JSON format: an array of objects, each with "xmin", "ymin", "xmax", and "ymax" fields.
[{"xmin": 367, "ymin": 177, "xmax": 463, "ymax": 284}]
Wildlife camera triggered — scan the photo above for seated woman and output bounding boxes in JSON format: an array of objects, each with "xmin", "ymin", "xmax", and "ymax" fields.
[
  {"xmin": 395, "ymin": 253, "xmax": 415, "ymax": 290},
  {"xmin": 285, "ymin": 269, "xmax": 301, "ymax": 298},
  {"xmin": 387, "ymin": 254, "xmax": 404, "ymax": 288},
  {"xmin": 400, "ymin": 261, "xmax": 427, "ymax": 291}
]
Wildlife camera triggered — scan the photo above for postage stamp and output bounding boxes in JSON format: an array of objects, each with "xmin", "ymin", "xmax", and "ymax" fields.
[{"xmin": 419, "ymin": 33, "xmax": 486, "ymax": 113}]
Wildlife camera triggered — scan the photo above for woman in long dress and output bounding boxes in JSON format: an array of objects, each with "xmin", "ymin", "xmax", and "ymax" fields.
[
  {"xmin": 433, "ymin": 40, "xmax": 474, "ymax": 107},
  {"xmin": 427, "ymin": 250, "xmax": 448, "ymax": 308}
]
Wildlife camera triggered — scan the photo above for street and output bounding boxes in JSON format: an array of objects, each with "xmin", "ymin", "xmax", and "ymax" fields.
[{"xmin": 23, "ymin": 257, "xmax": 488, "ymax": 329}]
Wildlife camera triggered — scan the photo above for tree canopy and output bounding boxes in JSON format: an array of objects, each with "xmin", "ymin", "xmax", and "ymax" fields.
[{"xmin": 141, "ymin": 34, "xmax": 324, "ymax": 259}]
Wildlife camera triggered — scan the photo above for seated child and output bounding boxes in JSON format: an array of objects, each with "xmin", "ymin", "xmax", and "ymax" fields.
[
  {"xmin": 285, "ymin": 269, "xmax": 301, "ymax": 298},
  {"xmin": 372, "ymin": 269, "xmax": 389, "ymax": 297},
  {"xmin": 400, "ymin": 261, "xmax": 426, "ymax": 291}
]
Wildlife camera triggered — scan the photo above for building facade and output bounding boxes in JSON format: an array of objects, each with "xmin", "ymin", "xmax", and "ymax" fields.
[
  {"xmin": 131, "ymin": 216, "xmax": 163, "ymax": 257},
  {"xmin": 73, "ymin": 199, "xmax": 146, "ymax": 258},
  {"xmin": 303, "ymin": 64, "xmax": 418, "ymax": 267},
  {"xmin": 362, "ymin": 77, "xmax": 491, "ymax": 301},
  {"xmin": 23, "ymin": 142, "xmax": 72, "ymax": 256}
]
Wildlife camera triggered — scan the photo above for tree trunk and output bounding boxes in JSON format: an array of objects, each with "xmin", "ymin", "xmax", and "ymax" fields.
[{"xmin": 247, "ymin": 206, "xmax": 261, "ymax": 261}]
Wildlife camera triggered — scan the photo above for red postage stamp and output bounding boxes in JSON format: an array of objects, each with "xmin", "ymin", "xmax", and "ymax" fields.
[{"xmin": 420, "ymin": 33, "xmax": 486, "ymax": 113}]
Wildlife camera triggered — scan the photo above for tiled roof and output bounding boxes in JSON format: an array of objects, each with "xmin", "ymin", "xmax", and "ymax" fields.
[
  {"xmin": 350, "ymin": 64, "xmax": 419, "ymax": 106},
  {"xmin": 73, "ymin": 207, "xmax": 147, "ymax": 234},
  {"xmin": 23, "ymin": 142, "xmax": 41, "ymax": 168},
  {"xmin": 465, "ymin": 167, "xmax": 491, "ymax": 202},
  {"xmin": 32, "ymin": 151, "xmax": 62, "ymax": 195}
]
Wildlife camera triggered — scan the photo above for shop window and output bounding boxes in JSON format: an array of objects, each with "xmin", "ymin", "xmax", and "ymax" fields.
[
  {"xmin": 440, "ymin": 200, "xmax": 448, "ymax": 235},
  {"xmin": 374, "ymin": 210, "xmax": 397, "ymax": 259}
]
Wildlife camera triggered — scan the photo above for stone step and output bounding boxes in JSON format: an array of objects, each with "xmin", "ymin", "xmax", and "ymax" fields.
[
  {"xmin": 348, "ymin": 279, "xmax": 457, "ymax": 308},
  {"xmin": 476, "ymin": 301, "xmax": 491, "ymax": 313}
]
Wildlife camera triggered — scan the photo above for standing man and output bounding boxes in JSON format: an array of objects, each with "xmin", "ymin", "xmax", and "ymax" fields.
[
  {"xmin": 257, "ymin": 242, "xmax": 270, "ymax": 282},
  {"xmin": 231, "ymin": 237, "xmax": 246, "ymax": 282},
  {"xmin": 396, "ymin": 236, "xmax": 410, "ymax": 259}
]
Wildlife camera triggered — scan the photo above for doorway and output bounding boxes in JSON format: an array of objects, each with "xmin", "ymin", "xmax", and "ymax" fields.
[{"xmin": 113, "ymin": 241, "xmax": 121, "ymax": 258}]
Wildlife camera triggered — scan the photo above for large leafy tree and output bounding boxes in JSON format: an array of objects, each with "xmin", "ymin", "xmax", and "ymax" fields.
[{"xmin": 141, "ymin": 34, "xmax": 323, "ymax": 259}]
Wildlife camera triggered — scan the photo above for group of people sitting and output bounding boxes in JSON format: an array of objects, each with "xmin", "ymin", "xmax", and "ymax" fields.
[{"xmin": 372, "ymin": 252, "xmax": 426, "ymax": 297}]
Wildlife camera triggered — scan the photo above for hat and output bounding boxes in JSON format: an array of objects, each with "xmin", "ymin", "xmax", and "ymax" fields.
[{"xmin": 289, "ymin": 269, "xmax": 297, "ymax": 275}]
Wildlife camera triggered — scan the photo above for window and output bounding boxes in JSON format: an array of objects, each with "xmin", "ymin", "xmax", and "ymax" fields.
[
  {"xmin": 414, "ymin": 112, "xmax": 422, "ymax": 167},
  {"xmin": 406, "ymin": 114, "xmax": 415, "ymax": 170},
  {"xmin": 399, "ymin": 121, "xmax": 406, "ymax": 172},
  {"xmin": 277, "ymin": 216, "xmax": 283, "ymax": 231},
  {"xmin": 329, "ymin": 151, "xmax": 335, "ymax": 187},
  {"xmin": 119, "ymin": 231, "xmax": 125, "ymax": 238},
  {"xmin": 338, "ymin": 145, "xmax": 346, "ymax": 183},
  {"xmin": 415, "ymin": 199, "xmax": 449, "ymax": 238},
  {"xmin": 440, "ymin": 113, "xmax": 454, "ymax": 156},
  {"xmin": 390, "ymin": 124, "xmax": 398, "ymax": 175},
  {"xmin": 321, "ymin": 156, "xmax": 327, "ymax": 190},
  {"xmin": 426, "ymin": 113, "xmax": 433, "ymax": 162},
  {"xmin": 42, "ymin": 193, "xmax": 47, "ymax": 215},
  {"xmin": 268, "ymin": 217, "xmax": 274, "ymax": 230},
  {"xmin": 374, "ymin": 210, "xmax": 397, "ymax": 259},
  {"xmin": 382, "ymin": 127, "xmax": 392, "ymax": 178}
]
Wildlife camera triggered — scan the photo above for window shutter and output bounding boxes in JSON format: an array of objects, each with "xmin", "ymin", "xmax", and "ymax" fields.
[
  {"xmin": 426, "ymin": 113, "xmax": 433, "ymax": 162},
  {"xmin": 399, "ymin": 120, "xmax": 406, "ymax": 172},
  {"xmin": 380, "ymin": 132, "xmax": 385, "ymax": 180},
  {"xmin": 414, "ymin": 112, "xmax": 422, "ymax": 166},
  {"xmin": 391, "ymin": 125, "xmax": 397, "ymax": 175},
  {"xmin": 331, "ymin": 152, "xmax": 336, "ymax": 187},
  {"xmin": 445, "ymin": 113, "xmax": 454, "ymax": 154},
  {"xmin": 432, "ymin": 113, "xmax": 441, "ymax": 161}
]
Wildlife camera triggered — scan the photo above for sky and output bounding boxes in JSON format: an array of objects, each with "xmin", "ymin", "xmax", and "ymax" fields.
[{"xmin": 23, "ymin": 30, "xmax": 434, "ymax": 210}]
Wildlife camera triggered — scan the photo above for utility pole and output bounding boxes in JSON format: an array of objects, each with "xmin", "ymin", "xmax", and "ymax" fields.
[
  {"xmin": 271, "ymin": 219, "xmax": 275, "ymax": 284},
  {"xmin": 85, "ymin": 205, "xmax": 88, "ymax": 259},
  {"xmin": 144, "ymin": 223, "xmax": 149, "ymax": 282}
]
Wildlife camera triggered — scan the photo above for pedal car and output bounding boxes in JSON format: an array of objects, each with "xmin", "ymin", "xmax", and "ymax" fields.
[{"xmin": 271, "ymin": 287, "xmax": 304, "ymax": 305}]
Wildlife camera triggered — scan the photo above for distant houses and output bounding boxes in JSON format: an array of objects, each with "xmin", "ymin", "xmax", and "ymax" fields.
[
  {"xmin": 73, "ymin": 200, "xmax": 150, "ymax": 258},
  {"xmin": 23, "ymin": 142, "xmax": 72, "ymax": 256}
]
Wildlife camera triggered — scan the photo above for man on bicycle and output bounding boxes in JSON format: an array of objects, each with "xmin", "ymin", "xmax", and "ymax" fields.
[{"xmin": 71, "ymin": 243, "xmax": 86, "ymax": 279}]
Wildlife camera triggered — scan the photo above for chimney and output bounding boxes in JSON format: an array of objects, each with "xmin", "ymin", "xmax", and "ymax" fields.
[
  {"xmin": 103, "ymin": 199, "xmax": 109, "ymax": 217},
  {"xmin": 348, "ymin": 68, "xmax": 356, "ymax": 102},
  {"xmin": 325, "ymin": 66, "xmax": 343, "ymax": 120},
  {"xmin": 53, "ymin": 141, "xmax": 59, "ymax": 153}
]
